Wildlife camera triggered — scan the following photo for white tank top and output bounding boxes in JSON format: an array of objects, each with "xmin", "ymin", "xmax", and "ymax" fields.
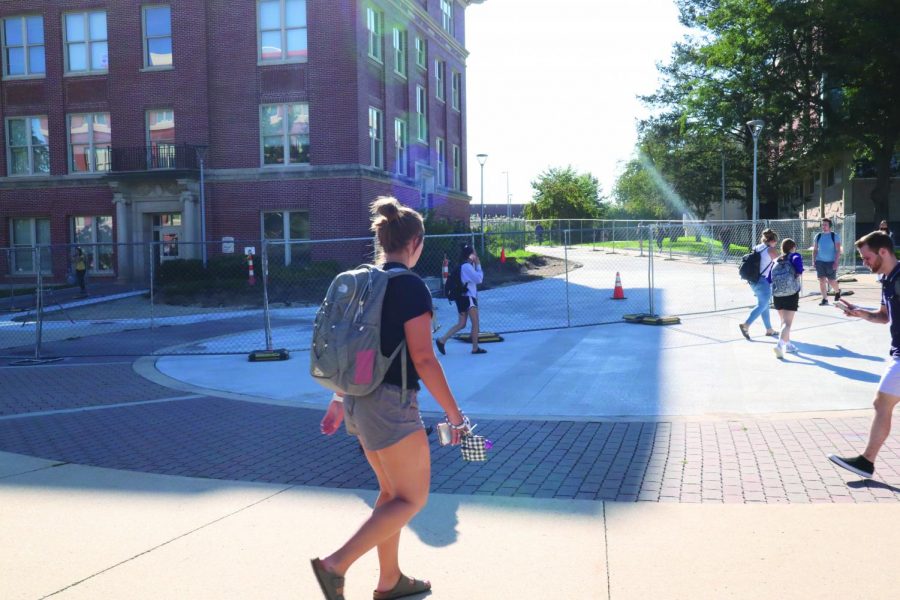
[{"xmin": 755, "ymin": 243, "xmax": 774, "ymax": 276}]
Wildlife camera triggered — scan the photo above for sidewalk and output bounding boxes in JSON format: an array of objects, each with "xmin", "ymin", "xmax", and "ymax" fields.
[
  {"xmin": 2, "ymin": 276, "xmax": 900, "ymax": 598},
  {"xmin": 3, "ymin": 452, "xmax": 899, "ymax": 599}
]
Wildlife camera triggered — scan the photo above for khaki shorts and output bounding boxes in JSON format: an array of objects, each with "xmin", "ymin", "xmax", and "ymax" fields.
[
  {"xmin": 344, "ymin": 383, "xmax": 424, "ymax": 451},
  {"xmin": 877, "ymin": 357, "xmax": 900, "ymax": 397}
]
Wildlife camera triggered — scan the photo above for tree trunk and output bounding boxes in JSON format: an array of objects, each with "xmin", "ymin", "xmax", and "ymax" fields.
[{"xmin": 870, "ymin": 143, "xmax": 893, "ymax": 223}]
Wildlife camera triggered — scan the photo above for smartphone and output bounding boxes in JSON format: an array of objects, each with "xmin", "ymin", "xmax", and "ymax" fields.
[{"xmin": 835, "ymin": 300, "xmax": 852, "ymax": 313}]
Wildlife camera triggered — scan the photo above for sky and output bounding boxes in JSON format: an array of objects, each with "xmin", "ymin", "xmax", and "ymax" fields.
[{"xmin": 464, "ymin": 0, "xmax": 689, "ymax": 208}]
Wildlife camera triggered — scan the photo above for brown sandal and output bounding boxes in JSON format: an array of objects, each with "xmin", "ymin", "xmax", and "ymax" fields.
[
  {"xmin": 310, "ymin": 558, "xmax": 345, "ymax": 600},
  {"xmin": 373, "ymin": 573, "xmax": 431, "ymax": 600}
]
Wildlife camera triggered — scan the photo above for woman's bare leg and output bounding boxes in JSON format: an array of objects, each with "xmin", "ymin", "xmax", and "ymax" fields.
[
  {"xmin": 469, "ymin": 306, "xmax": 480, "ymax": 351},
  {"xmin": 780, "ymin": 310, "xmax": 795, "ymax": 345},
  {"xmin": 439, "ymin": 312, "xmax": 468, "ymax": 345},
  {"xmin": 320, "ymin": 430, "xmax": 431, "ymax": 585}
]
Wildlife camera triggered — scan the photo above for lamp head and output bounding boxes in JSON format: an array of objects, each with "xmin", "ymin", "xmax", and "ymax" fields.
[
  {"xmin": 476, "ymin": 153, "xmax": 488, "ymax": 166},
  {"xmin": 746, "ymin": 119, "xmax": 765, "ymax": 139}
]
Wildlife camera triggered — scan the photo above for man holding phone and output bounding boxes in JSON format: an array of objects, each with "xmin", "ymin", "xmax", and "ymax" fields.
[{"xmin": 828, "ymin": 230, "xmax": 900, "ymax": 478}]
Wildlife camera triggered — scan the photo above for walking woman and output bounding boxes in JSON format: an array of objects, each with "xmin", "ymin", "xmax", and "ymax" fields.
[
  {"xmin": 435, "ymin": 244, "xmax": 487, "ymax": 355},
  {"xmin": 771, "ymin": 238, "xmax": 804, "ymax": 358},
  {"xmin": 739, "ymin": 228, "xmax": 780, "ymax": 340},
  {"xmin": 312, "ymin": 197, "xmax": 470, "ymax": 600}
]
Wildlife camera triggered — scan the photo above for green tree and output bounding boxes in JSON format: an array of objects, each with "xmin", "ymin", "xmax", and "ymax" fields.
[
  {"xmin": 611, "ymin": 157, "xmax": 675, "ymax": 220},
  {"xmin": 524, "ymin": 166, "xmax": 605, "ymax": 220}
]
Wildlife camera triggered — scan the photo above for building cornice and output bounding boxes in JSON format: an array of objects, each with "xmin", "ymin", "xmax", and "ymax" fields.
[{"xmin": 388, "ymin": 0, "xmax": 470, "ymax": 59}]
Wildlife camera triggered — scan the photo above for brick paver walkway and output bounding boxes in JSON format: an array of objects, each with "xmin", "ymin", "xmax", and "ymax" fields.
[{"xmin": 1, "ymin": 360, "xmax": 898, "ymax": 503}]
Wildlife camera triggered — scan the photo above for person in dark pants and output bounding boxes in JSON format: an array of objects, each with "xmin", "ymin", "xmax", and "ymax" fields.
[
  {"xmin": 535, "ymin": 223, "xmax": 544, "ymax": 246},
  {"xmin": 73, "ymin": 247, "xmax": 87, "ymax": 295}
]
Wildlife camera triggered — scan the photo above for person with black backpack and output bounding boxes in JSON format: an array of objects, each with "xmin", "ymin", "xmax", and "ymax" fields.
[
  {"xmin": 813, "ymin": 217, "xmax": 842, "ymax": 305},
  {"xmin": 435, "ymin": 244, "xmax": 486, "ymax": 355},
  {"xmin": 311, "ymin": 197, "xmax": 470, "ymax": 600},
  {"xmin": 770, "ymin": 238, "xmax": 805, "ymax": 358},
  {"xmin": 738, "ymin": 228, "xmax": 780, "ymax": 340}
]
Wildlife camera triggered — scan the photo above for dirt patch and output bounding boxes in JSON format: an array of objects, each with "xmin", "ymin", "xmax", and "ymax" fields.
[{"xmin": 480, "ymin": 254, "xmax": 579, "ymax": 290}]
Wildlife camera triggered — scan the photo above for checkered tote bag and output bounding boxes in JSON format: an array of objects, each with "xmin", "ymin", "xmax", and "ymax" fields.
[{"xmin": 460, "ymin": 434, "xmax": 488, "ymax": 462}]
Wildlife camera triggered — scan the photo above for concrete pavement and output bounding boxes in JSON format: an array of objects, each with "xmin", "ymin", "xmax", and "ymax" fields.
[{"xmin": 3, "ymin": 274, "xmax": 900, "ymax": 598}]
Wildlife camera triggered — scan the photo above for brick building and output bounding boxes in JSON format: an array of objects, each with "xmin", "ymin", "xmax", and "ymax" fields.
[{"xmin": 0, "ymin": 0, "xmax": 481, "ymax": 284}]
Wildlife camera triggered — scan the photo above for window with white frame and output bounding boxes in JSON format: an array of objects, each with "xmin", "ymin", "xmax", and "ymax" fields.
[
  {"xmin": 434, "ymin": 59, "xmax": 445, "ymax": 101},
  {"xmin": 440, "ymin": 0, "xmax": 453, "ymax": 35},
  {"xmin": 436, "ymin": 138, "xmax": 445, "ymax": 186},
  {"xmin": 414, "ymin": 36, "xmax": 426, "ymax": 69},
  {"xmin": 452, "ymin": 144, "xmax": 461, "ymax": 190},
  {"xmin": 72, "ymin": 215, "xmax": 113, "ymax": 273},
  {"xmin": 68, "ymin": 113, "xmax": 111, "ymax": 173},
  {"xmin": 6, "ymin": 116, "xmax": 49, "ymax": 175},
  {"xmin": 2, "ymin": 15, "xmax": 45, "ymax": 77},
  {"xmin": 260, "ymin": 103, "xmax": 310, "ymax": 165},
  {"xmin": 394, "ymin": 118, "xmax": 408, "ymax": 176},
  {"xmin": 416, "ymin": 85, "xmax": 427, "ymax": 142},
  {"xmin": 258, "ymin": 0, "xmax": 307, "ymax": 62},
  {"xmin": 369, "ymin": 107, "xmax": 383, "ymax": 169},
  {"xmin": 11, "ymin": 217, "xmax": 50, "ymax": 273},
  {"xmin": 451, "ymin": 71, "xmax": 461, "ymax": 111},
  {"xmin": 64, "ymin": 11, "xmax": 108, "ymax": 73},
  {"xmin": 143, "ymin": 5, "xmax": 172, "ymax": 67},
  {"xmin": 366, "ymin": 6, "xmax": 382, "ymax": 62},
  {"xmin": 263, "ymin": 210, "xmax": 309, "ymax": 266},
  {"xmin": 392, "ymin": 27, "xmax": 406, "ymax": 77},
  {"xmin": 146, "ymin": 109, "xmax": 175, "ymax": 168}
]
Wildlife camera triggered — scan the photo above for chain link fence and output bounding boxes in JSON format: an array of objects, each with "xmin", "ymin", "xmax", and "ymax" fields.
[{"xmin": 0, "ymin": 217, "xmax": 860, "ymax": 359}]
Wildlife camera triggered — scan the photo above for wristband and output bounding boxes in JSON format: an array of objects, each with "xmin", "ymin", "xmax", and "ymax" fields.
[
  {"xmin": 331, "ymin": 393, "xmax": 343, "ymax": 403},
  {"xmin": 448, "ymin": 414, "xmax": 470, "ymax": 431}
]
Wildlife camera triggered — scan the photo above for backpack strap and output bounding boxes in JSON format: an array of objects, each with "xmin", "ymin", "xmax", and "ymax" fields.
[{"xmin": 382, "ymin": 265, "xmax": 419, "ymax": 405}]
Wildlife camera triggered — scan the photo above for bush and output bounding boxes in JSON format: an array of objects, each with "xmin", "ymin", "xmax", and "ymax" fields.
[{"xmin": 155, "ymin": 259, "xmax": 207, "ymax": 285}]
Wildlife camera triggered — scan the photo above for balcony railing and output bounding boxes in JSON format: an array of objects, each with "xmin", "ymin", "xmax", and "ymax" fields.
[{"xmin": 109, "ymin": 144, "xmax": 201, "ymax": 172}]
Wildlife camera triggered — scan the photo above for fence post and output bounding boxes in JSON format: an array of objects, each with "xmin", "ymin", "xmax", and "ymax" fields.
[
  {"xmin": 647, "ymin": 225, "xmax": 655, "ymax": 316},
  {"xmin": 611, "ymin": 221, "xmax": 616, "ymax": 254},
  {"xmin": 261, "ymin": 239, "xmax": 274, "ymax": 351},
  {"xmin": 34, "ymin": 247, "xmax": 44, "ymax": 360},
  {"xmin": 149, "ymin": 242, "xmax": 155, "ymax": 329},
  {"xmin": 564, "ymin": 230, "xmax": 571, "ymax": 328}
]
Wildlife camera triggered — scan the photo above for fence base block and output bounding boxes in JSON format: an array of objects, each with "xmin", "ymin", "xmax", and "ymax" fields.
[
  {"xmin": 623, "ymin": 313, "xmax": 681, "ymax": 326},
  {"xmin": 248, "ymin": 348, "xmax": 290, "ymax": 362},
  {"xmin": 453, "ymin": 332, "xmax": 504, "ymax": 344}
]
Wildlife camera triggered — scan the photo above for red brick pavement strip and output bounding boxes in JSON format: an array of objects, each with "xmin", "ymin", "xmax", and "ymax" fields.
[{"xmin": 0, "ymin": 394, "xmax": 897, "ymax": 503}]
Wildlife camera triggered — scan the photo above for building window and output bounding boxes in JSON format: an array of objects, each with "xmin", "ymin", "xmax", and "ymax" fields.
[
  {"xmin": 394, "ymin": 118, "xmax": 408, "ymax": 176},
  {"xmin": 366, "ymin": 6, "xmax": 383, "ymax": 62},
  {"xmin": 72, "ymin": 216, "xmax": 114, "ymax": 273},
  {"xmin": 258, "ymin": 0, "xmax": 307, "ymax": 62},
  {"xmin": 6, "ymin": 116, "xmax": 49, "ymax": 176},
  {"xmin": 414, "ymin": 36, "xmax": 426, "ymax": 69},
  {"xmin": 263, "ymin": 210, "xmax": 309, "ymax": 266},
  {"xmin": 436, "ymin": 138, "xmax": 445, "ymax": 187},
  {"xmin": 416, "ymin": 85, "xmax": 427, "ymax": 143},
  {"xmin": 64, "ymin": 11, "xmax": 108, "ymax": 73},
  {"xmin": 68, "ymin": 113, "xmax": 111, "ymax": 173},
  {"xmin": 11, "ymin": 217, "xmax": 50, "ymax": 274},
  {"xmin": 261, "ymin": 103, "xmax": 310, "ymax": 165},
  {"xmin": 440, "ymin": 0, "xmax": 453, "ymax": 35},
  {"xmin": 143, "ymin": 5, "xmax": 172, "ymax": 67},
  {"xmin": 146, "ymin": 110, "xmax": 175, "ymax": 169},
  {"xmin": 452, "ymin": 144, "xmax": 461, "ymax": 190},
  {"xmin": 451, "ymin": 71, "xmax": 461, "ymax": 111},
  {"xmin": 2, "ymin": 15, "xmax": 45, "ymax": 77},
  {"xmin": 392, "ymin": 27, "xmax": 406, "ymax": 77},
  {"xmin": 434, "ymin": 59, "xmax": 445, "ymax": 101},
  {"xmin": 369, "ymin": 107, "xmax": 384, "ymax": 169}
]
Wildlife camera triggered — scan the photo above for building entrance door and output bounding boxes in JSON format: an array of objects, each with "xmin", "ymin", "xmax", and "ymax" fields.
[{"xmin": 151, "ymin": 213, "xmax": 182, "ymax": 265}]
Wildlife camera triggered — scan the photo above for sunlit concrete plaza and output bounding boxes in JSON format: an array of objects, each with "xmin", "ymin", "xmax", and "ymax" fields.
[{"xmin": 2, "ymin": 269, "xmax": 900, "ymax": 599}]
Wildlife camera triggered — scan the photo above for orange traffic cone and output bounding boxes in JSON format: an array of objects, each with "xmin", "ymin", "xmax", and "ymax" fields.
[
  {"xmin": 247, "ymin": 254, "xmax": 256, "ymax": 286},
  {"xmin": 611, "ymin": 272, "xmax": 626, "ymax": 299},
  {"xmin": 500, "ymin": 247, "xmax": 506, "ymax": 263}
]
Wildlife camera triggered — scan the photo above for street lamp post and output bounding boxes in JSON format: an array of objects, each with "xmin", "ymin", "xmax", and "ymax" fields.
[
  {"xmin": 196, "ymin": 145, "xmax": 209, "ymax": 268},
  {"xmin": 477, "ymin": 153, "xmax": 488, "ymax": 254},
  {"xmin": 747, "ymin": 119, "xmax": 764, "ymax": 244},
  {"xmin": 502, "ymin": 170, "xmax": 510, "ymax": 219}
]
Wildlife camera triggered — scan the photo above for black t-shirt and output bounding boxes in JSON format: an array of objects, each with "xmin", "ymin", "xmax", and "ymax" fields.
[
  {"xmin": 381, "ymin": 262, "xmax": 433, "ymax": 390},
  {"xmin": 880, "ymin": 263, "xmax": 900, "ymax": 357}
]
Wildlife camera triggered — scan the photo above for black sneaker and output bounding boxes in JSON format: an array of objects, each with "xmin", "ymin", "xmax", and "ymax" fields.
[
  {"xmin": 819, "ymin": 298, "xmax": 829, "ymax": 306},
  {"xmin": 828, "ymin": 454, "xmax": 874, "ymax": 478},
  {"xmin": 834, "ymin": 291, "xmax": 842, "ymax": 302},
  {"xmin": 435, "ymin": 339, "xmax": 446, "ymax": 355}
]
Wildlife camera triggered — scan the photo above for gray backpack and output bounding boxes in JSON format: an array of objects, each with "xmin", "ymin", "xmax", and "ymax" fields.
[
  {"xmin": 310, "ymin": 265, "xmax": 416, "ymax": 397},
  {"xmin": 771, "ymin": 256, "xmax": 801, "ymax": 297}
]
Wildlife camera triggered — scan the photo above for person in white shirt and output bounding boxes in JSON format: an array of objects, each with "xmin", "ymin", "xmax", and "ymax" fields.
[
  {"xmin": 739, "ymin": 228, "xmax": 780, "ymax": 340},
  {"xmin": 435, "ymin": 244, "xmax": 487, "ymax": 354}
]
